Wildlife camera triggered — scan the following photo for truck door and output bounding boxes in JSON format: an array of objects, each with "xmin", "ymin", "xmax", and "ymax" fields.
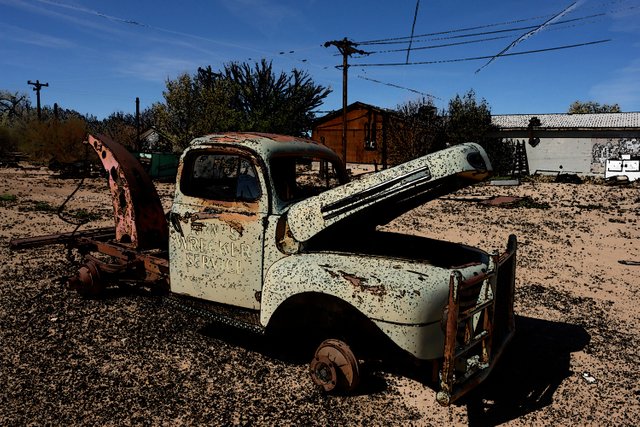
[{"xmin": 169, "ymin": 149, "xmax": 268, "ymax": 310}]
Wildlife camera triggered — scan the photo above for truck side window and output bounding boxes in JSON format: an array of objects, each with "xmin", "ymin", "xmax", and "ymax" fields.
[{"xmin": 183, "ymin": 153, "xmax": 261, "ymax": 202}]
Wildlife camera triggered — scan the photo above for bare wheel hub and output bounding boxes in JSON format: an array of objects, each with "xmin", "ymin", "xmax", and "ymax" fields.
[
  {"xmin": 309, "ymin": 339, "xmax": 360, "ymax": 392},
  {"xmin": 68, "ymin": 260, "xmax": 103, "ymax": 297}
]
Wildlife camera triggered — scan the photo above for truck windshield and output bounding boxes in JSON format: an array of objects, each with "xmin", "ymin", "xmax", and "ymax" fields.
[
  {"xmin": 182, "ymin": 153, "xmax": 261, "ymax": 202},
  {"xmin": 270, "ymin": 156, "xmax": 342, "ymax": 202}
]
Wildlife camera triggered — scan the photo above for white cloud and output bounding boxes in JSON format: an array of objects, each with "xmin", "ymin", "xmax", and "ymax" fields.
[
  {"xmin": 608, "ymin": 1, "xmax": 640, "ymax": 34},
  {"xmin": 590, "ymin": 58, "xmax": 640, "ymax": 108},
  {"xmin": 0, "ymin": 23, "xmax": 75, "ymax": 48},
  {"xmin": 114, "ymin": 54, "xmax": 202, "ymax": 83},
  {"xmin": 0, "ymin": 0, "xmax": 130, "ymax": 36},
  {"xmin": 218, "ymin": 0, "xmax": 301, "ymax": 36}
]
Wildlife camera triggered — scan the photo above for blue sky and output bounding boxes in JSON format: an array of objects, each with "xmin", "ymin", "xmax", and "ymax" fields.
[{"xmin": 1, "ymin": 0, "xmax": 639, "ymax": 119}]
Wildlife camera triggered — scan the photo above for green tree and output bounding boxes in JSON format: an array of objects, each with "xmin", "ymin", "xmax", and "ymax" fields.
[
  {"xmin": 387, "ymin": 97, "xmax": 445, "ymax": 165},
  {"xmin": 445, "ymin": 90, "xmax": 512, "ymax": 175},
  {"xmin": 222, "ymin": 59, "xmax": 330, "ymax": 135},
  {"xmin": 193, "ymin": 66, "xmax": 243, "ymax": 137},
  {"xmin": 152, "ymin": 73, "xmax": 200, "ymax": 149},
  {"xmin": 568, "ymin": 100, "xmax": 621, "ymax": 114},
  {"xmin": 445, "ymin": 90, "xmax": 494, "ymax": 145},
  {"xmin": 152, "ymin": 71, "xmax": 244, "ymax": 148},
  {"xmin": 389, "ymin": 90, "xmax": 513, "ymax": 175},
  {"xmin": 153, "ymin": 60, "xmax": 331, "ymax": 149}
]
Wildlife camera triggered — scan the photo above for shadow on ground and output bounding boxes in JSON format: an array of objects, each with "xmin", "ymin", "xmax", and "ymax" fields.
[
  {"xmin": 197, "ymin": 320, "xmax": 391, "ymax": 395},
  {"xmin": 196, "ymin": 313, "xmax": 589, "ymax": 418},
  {"xmin": 462, "ymin": 315, "xmax": 590, "ymax": 426}
]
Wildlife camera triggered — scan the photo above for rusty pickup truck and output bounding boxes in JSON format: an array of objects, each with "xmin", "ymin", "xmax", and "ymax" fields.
[{"xmin": 11, "ymin": 132, "xmax": 517, "ymax": 406}]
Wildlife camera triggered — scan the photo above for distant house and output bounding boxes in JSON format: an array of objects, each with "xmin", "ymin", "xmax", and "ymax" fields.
[
  {"xmin": 491, "ymin": 112, "xmax": 640, "ymax": 175},
  {"xmin": 139, "ymin": 127, "xmax": 176, "ymax": 153},
  {"xmin": 137, "ymin": 127, "xmax": 180, "ymax": 180},
  {"xmin": 312, "ymin": 102, "xmax": 394, "ymax": 168}
]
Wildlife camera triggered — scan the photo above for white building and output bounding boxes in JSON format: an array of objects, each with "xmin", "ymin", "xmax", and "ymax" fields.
[{"xmin": 491, "ymin": 112, "xmax": 640, "ymax": 176}]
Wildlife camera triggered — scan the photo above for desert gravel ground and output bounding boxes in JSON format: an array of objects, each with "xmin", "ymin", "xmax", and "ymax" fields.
[{"xmin": 1, "ymin": 166, "xmax": 639, "ymax": 426}]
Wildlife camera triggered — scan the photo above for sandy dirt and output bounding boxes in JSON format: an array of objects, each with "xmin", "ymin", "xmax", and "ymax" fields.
[{"xmin": 1, "ymin": 165, "xmax": 639, "ymax": 426}]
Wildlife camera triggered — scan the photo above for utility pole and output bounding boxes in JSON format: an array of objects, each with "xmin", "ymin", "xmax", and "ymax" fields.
[
  {"xmin": 136, "ymin": 97, "xmax": 141, "ymax": 152},
  {"xmin": 324, "ymin": 38, "xmax": 369, "ymax": 165},
  {"xmin": 27, "ymin": 80, "xmax": 49, "ymax": 120}
]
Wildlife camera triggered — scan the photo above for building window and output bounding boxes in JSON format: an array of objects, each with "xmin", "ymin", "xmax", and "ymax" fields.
[{"xmin": 364, "ymin": 120, "xmax": 377, "ymax": 151}]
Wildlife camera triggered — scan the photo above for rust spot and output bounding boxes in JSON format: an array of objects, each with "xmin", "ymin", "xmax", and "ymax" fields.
[
  {"xmin": 208, "ymin": 132, "xmax": 315, "ymax": 144},
  {"xmin": 482, "ymin": 196, "xmax": 524, "ymax": 207},
  {"xmin": 323, "ymin": 268, "xmax": 340, "ymax": 279},
  {"xmin": 191, "ymin": 221, "xmax": 204, "ymax": 232},
  {"xmin": 450, "ymin": 262, "xmax": 483, "ymax": 270},
  {"xmin": 339, "ymin": 271, "xmax": 387, "ymax": 297}
]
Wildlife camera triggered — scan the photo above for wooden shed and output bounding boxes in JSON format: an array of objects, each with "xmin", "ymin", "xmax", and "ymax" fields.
[{"xmin": 312, "ymin": 102, "xmax": 393, "ymax": 168}]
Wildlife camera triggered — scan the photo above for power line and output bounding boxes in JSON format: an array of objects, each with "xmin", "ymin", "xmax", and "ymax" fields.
[
  {"xmin": 406, "ymin": 0, "xmax": 421, "ymax": 63},
  {"xmin": 357, "ymin": 75, "xmax": 442, "ymax": 99},
  {"xmin": 352, "ymin": 39, "xmax": 611, "ymax": 67},
  {"xmin": 475, "ymin": 1, "xmax": 585, "ymax": 73},
  {"xmin": 365, "ymin": 18, "xmax": 600, "ymax": 55},
  {"xmin": 354, "ymin": 0, "xmax": 633, "ymax": 46},
  {"xmin": 356, "ymin": 13, "xmax": 605, "ymax": 47},
  {"xmin": 356, "ymin": 13, "xmax": 554, "ymax": 45},
  {"xmin": 368, "ymin": 35, "xmax": 514, "ymax": 55},
  {"xmin": 334, "ymin": 13, "xmax": 606, "ymax": 56}
]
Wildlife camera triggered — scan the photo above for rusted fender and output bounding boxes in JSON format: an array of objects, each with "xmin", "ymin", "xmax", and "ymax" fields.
[
  {"xmin": 86, "ymin": 134, "xmax": 168, "ymax": 250},
  {"xmin": 260, "ymin": 253, "xmax": 489, "ymax": 359}
]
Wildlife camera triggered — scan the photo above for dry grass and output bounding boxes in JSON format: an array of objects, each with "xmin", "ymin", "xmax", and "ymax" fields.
[{"xmin": 1, "ymin": 166, "xmax": 639, "ymax": 425}]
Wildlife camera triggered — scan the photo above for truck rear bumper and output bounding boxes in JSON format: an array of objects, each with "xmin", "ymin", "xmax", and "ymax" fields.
[{"xmin": 436, "ymin": 234, "xmax": 517, "ymax": 406}]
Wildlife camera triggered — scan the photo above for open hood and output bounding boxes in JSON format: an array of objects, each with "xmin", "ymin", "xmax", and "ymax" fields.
[{"xmin": 286, "ymin": 142, "xmax": 492, "ymax": 243}]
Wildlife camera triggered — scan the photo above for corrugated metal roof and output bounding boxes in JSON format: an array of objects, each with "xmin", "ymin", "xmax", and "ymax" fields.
[
  {"xmin": 492, "ymin": 112, "xmax": 640, "ymax": 129},
  {"xmin": 313, "ymin": 101, "xmax": 395, "ymax": 126}
]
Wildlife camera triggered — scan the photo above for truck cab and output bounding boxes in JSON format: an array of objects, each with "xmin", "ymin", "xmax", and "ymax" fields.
[{"xmin": 168, "ymin": 133, "xmax": 347, "ymax": 309}]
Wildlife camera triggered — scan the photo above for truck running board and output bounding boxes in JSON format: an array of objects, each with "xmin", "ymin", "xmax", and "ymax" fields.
[{"xmin": 164, "ymin": 295, "xmax": 265, "ymax": 335}]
